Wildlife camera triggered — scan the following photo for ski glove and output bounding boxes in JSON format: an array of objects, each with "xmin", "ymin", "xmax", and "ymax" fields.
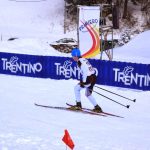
[{"xmin": 79, "ymin": 82, "xmax": 85, "ymax": 88}]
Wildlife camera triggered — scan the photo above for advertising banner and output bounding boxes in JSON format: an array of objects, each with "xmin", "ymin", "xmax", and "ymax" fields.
[
  {"xmin": 0, "ymin": 52, "xmax": 45, "ymax": 77},
  {"xmin": 0, "ymin": 52, "xmax": 149, "ymax": 91},
  {"xmin": 78, "ymin": 6, "xmax": 100, "ymax": 58}
]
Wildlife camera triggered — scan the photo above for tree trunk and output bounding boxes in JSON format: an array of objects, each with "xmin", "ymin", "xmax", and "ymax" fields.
[{"xmin": 122, "ymin": 0, "xmax": 128, "ymax": 19}]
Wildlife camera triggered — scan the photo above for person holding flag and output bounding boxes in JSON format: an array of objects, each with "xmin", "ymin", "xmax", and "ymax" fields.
[{"xmin": 69, "ymin": 47, "xmax": 102, "ymax": 112}]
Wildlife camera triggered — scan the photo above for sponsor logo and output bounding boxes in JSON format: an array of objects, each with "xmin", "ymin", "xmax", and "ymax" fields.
[
  {"xmin": 113, "ymin": 66, "xmax": 150, "ymax": 87},
  {"xmin": 1, "ymin": 56, "xmax": 42, "ymax": 74},
  {"xmin": 79, "ymin": 19, "xmax": 98, "ymax": 32},
  {"xmin": 55, "ymin": 60, "xmax": 81, "ymax": 79},
  {"xmin": 55, "ymin": 60, "xmax": 98, "ymax": 79}
]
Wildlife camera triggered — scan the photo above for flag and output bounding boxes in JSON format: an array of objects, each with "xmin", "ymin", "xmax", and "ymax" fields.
[{"xmin": 62, "ymin": 129, "xmax": 75, "ymax": 150}]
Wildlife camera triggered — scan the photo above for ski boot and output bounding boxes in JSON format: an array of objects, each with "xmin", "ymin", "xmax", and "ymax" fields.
[
  {"xmin": 93, "ymin": 105, "xmax": 103, "ymax": 113},
  {"xmin": 68, "ymin": 102, "xmax": 82, "ymax": 111}
]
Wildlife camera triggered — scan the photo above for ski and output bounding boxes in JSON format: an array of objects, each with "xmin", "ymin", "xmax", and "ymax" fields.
[
  {"xmin": 66, "ymin": 103, "xmax": 124, "ymax": 118},
  {"xmin": 34, "ymin": 103, "xmax": 106, "ymax": 117}
]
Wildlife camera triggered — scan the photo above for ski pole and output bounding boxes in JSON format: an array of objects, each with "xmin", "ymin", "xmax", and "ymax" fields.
[
  {"xmin": 92, "ymin": 90, "xmax": 130, "ymax": 108},
  {"xmin": 95, "ymin": 85, "xmax": 136, "ymax": 102}
]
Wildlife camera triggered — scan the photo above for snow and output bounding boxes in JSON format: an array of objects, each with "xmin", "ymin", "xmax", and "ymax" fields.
[
  {"xmin": 0, "ymin": 0, "xmax": 150, "ymax": 150},
  {"xmin": 113, "ymin": 30, "xmax": 150, "ymax": 64},
  {"xmin": 0, "ymin": 0, "xmax": 64, "ymax": 38}
]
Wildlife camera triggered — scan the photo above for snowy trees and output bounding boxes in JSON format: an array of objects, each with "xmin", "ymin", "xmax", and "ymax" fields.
[
  {"xmin": 64, "ymin": 0, "xmax": 150, "ymax": 29},
  {"xmin": 141, "ymin": 0, "xmax": 150, "ymax": 26}
]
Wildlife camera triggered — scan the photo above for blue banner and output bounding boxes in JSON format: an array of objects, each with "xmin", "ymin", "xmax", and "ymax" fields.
[{"xmin": 0, "ymin": 52, "xmax": 149, "ymax": 91}]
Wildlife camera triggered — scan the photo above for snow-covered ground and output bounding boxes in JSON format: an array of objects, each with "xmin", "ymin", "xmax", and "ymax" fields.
[
  {"xmin": 0, "ymin": 0, "xmax": 150, "ymax": 150},
  {"xmin": 0, "ymin": 74, "xmax": 150, "ymax": 150},
  {"xmin": 0, "ymin": 0, "xmax": 64, "ymax": 38},
  {"xmin": 113, "ymin": 30, "xmax": 150, "ymax": 64}
]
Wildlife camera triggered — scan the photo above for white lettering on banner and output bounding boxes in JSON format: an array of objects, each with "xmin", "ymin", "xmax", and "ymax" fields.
[
  {"xmin": 55, "ymin": 60, "xmax": 98, "ymax": 79},
  {"xmin": 113, "ymin": 66, "xmax": 150, "ymax": 87},
  {"xmin": 55, "ymin": 61, "xmax": 81, "ymax": 79},
  {"xmin": 1, "ymin": 56, "xmax": 42, "ymax": 74}
]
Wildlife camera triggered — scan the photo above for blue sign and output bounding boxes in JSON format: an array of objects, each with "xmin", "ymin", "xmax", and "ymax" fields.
[{"xmin": 0, "ymin": 52, "xmax": 149, "ymax": 91}]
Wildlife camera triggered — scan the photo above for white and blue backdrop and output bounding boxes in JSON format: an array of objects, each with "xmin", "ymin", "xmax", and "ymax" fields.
[{"xmin": 0, "ymin": 52, "xmax": 149, "ymax": 91}]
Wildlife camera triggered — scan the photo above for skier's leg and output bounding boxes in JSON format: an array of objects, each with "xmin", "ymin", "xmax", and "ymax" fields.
[
  {"xmin": 85, "ymin": 88, "xmax": 97, "ymax": 106},
  {"xmin": 74, "ymin": 84, "xmax": 82, "ymax": 102},
  {"xmin": 74, "ymin": 84, "xmax": 84, "ymax": 108},
  {"xmin": 85, "ymin": 87, "xmax": 102, "ymax": 112}
]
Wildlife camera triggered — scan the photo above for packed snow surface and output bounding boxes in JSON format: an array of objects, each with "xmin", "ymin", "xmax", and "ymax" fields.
[{"xmin": 0, "ymin": 0, "xmax": 150, "ymax": 150}]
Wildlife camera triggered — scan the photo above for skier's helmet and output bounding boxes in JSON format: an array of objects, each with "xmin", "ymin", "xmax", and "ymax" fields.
[{"xmin": 71, "ymin": 48, "xmax": 81, "ymax": 57}]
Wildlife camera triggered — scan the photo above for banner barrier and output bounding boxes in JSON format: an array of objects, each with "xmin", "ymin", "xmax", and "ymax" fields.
[{"xmin": 0, "ymin": 52, "xmax": 149, "ymax": 91}]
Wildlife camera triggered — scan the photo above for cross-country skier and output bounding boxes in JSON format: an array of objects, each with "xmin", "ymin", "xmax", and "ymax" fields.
[{"xmin": 70, "ymin": 48, "xmax": 102, "ymax": 112}]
